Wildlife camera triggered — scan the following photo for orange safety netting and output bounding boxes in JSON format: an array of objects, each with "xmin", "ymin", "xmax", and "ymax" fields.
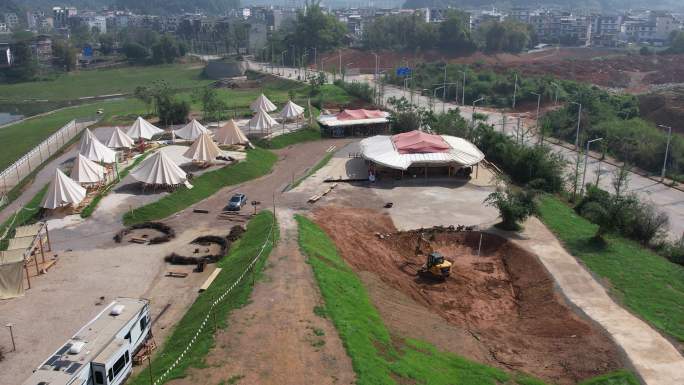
[{"xmin": 391, "ymin": 130, "xmax": 450, "ymax": 154}]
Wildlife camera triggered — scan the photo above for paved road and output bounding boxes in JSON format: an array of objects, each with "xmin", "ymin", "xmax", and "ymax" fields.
[{"xmin": 254, "ymin": 62, "xmax": 684, "ymax": 241}]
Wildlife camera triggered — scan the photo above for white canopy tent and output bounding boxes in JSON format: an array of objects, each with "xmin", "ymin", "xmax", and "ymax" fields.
[
  {"xmin": 279, "ymin": 100, "xmax": 305, "ymax": 120},
  {"xmin": 174, "ymin": 119, "xmax": 209, "ymax": 140},
  {"xmin": 79, "ymin": 128, "xmax": 96, "ymax": 154},
  {"xmin": 248, "ymin": 108, "xmax": 278, "ymax": 133},
  {"xmin": 106, "ymin": 127, "xmax": 135, "ymax": 149},
  {"xmin": 71, "ymin": 153, "xmax": 106, "ymax": 185},
  {"xmin": 41, "ymin": 169, "xmax": 87, "ymax": 209},
  {"xmin": 183, "ymin": 132, "xmax": 222, "ymax": 163},
  {"xmin": 127, "ymin": 116, "xmax": 164, "ymax": 140},
  {"xmin": 80, "ymin": 134, "xmax": 117, "ymax": 164},
  {"xmin": 250, "ymin": 93, "xmax": 277, "ymax": 112},
  {"xmin": 215, "ymin": 119, "xmax": 249, "ymax": 146},
  {"xmin": 131, "ymin": 151, "xmax": 187, "ymax": 187}
]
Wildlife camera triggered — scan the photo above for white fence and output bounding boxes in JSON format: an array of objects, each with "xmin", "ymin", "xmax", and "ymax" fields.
[{"xmin": 0, "ymin": 119, "xmax": 88, "ymax": 194}]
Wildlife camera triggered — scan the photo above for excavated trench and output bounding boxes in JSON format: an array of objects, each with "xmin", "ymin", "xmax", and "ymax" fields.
[{"xmin": 313, "ymin": 207, "xmax": 624, "ymax": 384}]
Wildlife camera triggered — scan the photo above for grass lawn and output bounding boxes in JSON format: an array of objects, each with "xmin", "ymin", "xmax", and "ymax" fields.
[
  {"xmin": 123, "ymin": 148, "xmax": 277, "ymax": 225},
  {"xmin": 0, "ymin": 64, "xmax": 209, "ymax": 102},
  {"xmin": 292, "ymin": 152, "xmax": 333, "ymax": 188},
  {"xmin": 296, "ymin": 214, "xmax": 640, "ymax": 385},
  {"xmin": 537, "ymin": 195, "xmax": 684, "ymax": 343},
  {"xmin": 0, "ymin": 98, "xmax": 146, "ymax": 172},
  {"xmin": 0, "ymin": 185, "xmax": 47, "ymax": 250},
  {"xmin": 128, "ymin": 211, "xmax": 278, "ymax": 385},
  {"xmin": 255, "ymin": 127, "xmax": 322, "ymax": 149}
]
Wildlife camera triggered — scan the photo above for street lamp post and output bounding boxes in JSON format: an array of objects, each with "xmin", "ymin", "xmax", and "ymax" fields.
[
  {"xmin": 372, "ymin": 52, "xmax": 379, "ymax": 104},
  {"xmin": 581, "ymin": 137, "xmax": 603, "ymax": 196},
  {"xmin": 531, "ymin": 92, "xmax": 542, "ymax": 143},
  {"xmin": 658, "ymin": 124, "xmax": 673, "ymax": 181},
  {"xmin": 512, "ymin": 73, "xmax": 518, "ymax": 110},
  {"xmin": 280, "ymin": 50, "xmax": 287, "ymax": 76},
  {"xmin": 570, "ymin": 101, "xmax": 582, "ymax": 149},
  {"xmin": 551, "ymin": 82, "xmax": 561, "ymax": 105},
  {"xmin": 472, "ymin": 97, "xmax": 485, "ymax": 115},
  {"xmin": 344, "ymin": 62, "xmax": 354, "ymax": 82},
  {"xmin": 459, "ymin": 68, "xmax": 467, "ymax": 106}
]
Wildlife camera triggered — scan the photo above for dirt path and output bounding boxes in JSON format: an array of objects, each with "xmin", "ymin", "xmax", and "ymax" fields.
[
  {"xmin": 511, "ymin": 217, "xmax": 684, "ymax": 385},
  {"xmin": 168, "ymin": 208, "xmax": 355, "ymax": 385}
]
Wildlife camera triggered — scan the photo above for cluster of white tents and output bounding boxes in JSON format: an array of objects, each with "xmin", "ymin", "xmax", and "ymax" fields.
[{"xmin": 247, "ymin": 94, "xmax": 305, "ymax": 133}]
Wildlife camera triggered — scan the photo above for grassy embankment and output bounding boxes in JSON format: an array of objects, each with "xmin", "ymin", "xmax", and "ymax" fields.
[
  {"xmin": 292, "ymin": 152, "xmax": 334, "ymax": 188},
  {"xmin": 128, "ymin": 211, "xmax": 278, "ymax": 385},
  {"xmin": 296, "ymin": 215, "xmax": 639, "ymax": 385},
  {"xmin": 537, "ymin": 195, "xmax": 684, "ymax": 343},
  {"xmin": 0, "ymin": 186, "xmax": 47, "ymax": 250},
  {"xmin": 123, "ymin": 148, "xmax": 277, "ymax": 225}
]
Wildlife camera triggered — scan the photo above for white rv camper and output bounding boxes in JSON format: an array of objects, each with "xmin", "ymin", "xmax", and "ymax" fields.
[{"xmin": 21, "ymin": 298, "xmax": 151, "ymax": 385}]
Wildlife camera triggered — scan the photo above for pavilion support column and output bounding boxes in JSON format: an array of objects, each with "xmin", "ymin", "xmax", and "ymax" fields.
[{"xmin": 424, "ymin": 167, "xmax": 427, "ymax": 181}]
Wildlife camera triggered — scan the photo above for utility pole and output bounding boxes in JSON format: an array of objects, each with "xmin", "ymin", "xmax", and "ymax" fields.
[
  {"xmin": 581, "ymin": 138, "xmax": 603, "ymax": 196},
  {"xmin": 658, "ymin": 124, "xmax": 673, "ymax": 181},
  {"xmin": 531, "ymin": 92, "xmax": 541, "ymax": 144},
  {"xmin": 442, "ymin": 63, "xmax": 448, "ymax": 111},
  {"xmin": 459, "ymin": 68, "xmax": 467, "ymax": 106}
]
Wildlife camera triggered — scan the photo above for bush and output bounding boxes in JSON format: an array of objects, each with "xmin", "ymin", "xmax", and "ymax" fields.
[
  {"xmin": 485, "ymin": 186, "xmax": 537, "ymax": 231},
  {"xmin": 332, "ymin": 79, "xmax": 374, "ymax": 103}
]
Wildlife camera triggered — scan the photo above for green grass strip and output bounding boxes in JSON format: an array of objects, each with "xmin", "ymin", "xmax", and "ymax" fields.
[
  {"xmin": 292, "ymin": 152, "xmax": 333, "ymax": 188},
  {"xmin": 129, "ymin": 211, "xmax": 278, "ymax": 385},
  {"xmin": 0, "ymin": 185, "xmax": 48, "ymax": 250},
  {"xmin": 124, "ymin": 148, "xmax": 277, "ymax": 225},
  {"xmin": 80, "ymin": 152, "xmax": 151, "ymax": 218},
  {"xmin": 537, "ymin": 195, "xmax": 684, "ymax": 343},
  {"xmin": 577, "ymin": 370, "xmax": 641, "ymax": 385},
  {"xmin": 296, "ymin": 214, "xmax": 555, "ymax": 385},
  {"xmin": 254, "ymin": 127, "xmax": 322, "ymax": 150}
]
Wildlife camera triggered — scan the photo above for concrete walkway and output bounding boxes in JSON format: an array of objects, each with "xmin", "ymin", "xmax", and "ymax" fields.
[{"xmin": 512, "ymin": 217, "xmax": 684, "ymax": 385}]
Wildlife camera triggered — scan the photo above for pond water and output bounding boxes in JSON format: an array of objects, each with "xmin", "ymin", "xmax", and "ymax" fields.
[{"xmin": 0, "ymin": 112, "xmax": 23, "ymax": 126}]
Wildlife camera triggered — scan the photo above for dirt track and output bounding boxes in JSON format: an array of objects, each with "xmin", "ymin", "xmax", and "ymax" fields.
[{"xmin": 313, "ymin": 206, "xmax": 624, "ymax": 384}]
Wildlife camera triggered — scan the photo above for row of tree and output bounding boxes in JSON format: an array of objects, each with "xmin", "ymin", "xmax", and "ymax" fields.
[{"xmin": 361, "ymin": 11, "xmax": 536, "ymax": 54}]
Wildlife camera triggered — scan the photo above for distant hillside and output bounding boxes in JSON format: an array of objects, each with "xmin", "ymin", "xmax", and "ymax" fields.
[
  {"xmin": 402, "ymin": 0, "xmax": 683, "ymax": 11},
  {"xmin": 4, "ymin": 0, "xmax": 240, "ymax": 15}
]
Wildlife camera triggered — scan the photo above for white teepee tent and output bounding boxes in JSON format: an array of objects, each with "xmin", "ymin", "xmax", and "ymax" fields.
[
  {"xmin": 80, "ymin": 134, "xmax": 117, "ymax": 164},
  {"xmin": 106, "ymin": 127, "xmax": 135, "ymax": 149},
  {"xmin": 131, "ymin": 151, "xmax": 187, "ymax": 186},
  {"xmin": 215, "ymin": 119, "xmax": 249, "ymax": 146},
  {"xmin": 174, "ymin": 119, "xmax": 208, "ymax": 140},
  {"xmin": 183, "ymin": 132, "xmax": 222, "ymax": 162},
  {"xmin": 127, "ymin": 117, "xmax": 164, "ymax": 140},
  {"xmin": 250, "ymin": 93, "xmax": 277, "ymax": 112},
  {"xmin": 79, "ymin": 128, "xmax": 96, "ymax": 154},
  {"xmin": 248, "ymin": 108, "xmax": 278, "ymax": 132},
  {"xmin": 279, "ymin": 100, "xmax": 305, "ymax": 120},
  {"xmin": 71, "ymin": 153, "xmax": 106, "ymax": 184},
  {"xmin": 41, "ymin": 169, "xmax": 87, "ymax": 209}
]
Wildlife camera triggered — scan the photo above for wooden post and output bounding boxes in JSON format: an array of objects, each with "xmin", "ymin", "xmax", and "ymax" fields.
[
  {"xmin": 25, "ymin": 263, "xmax": 31, "ymax": 289},
  {"xmin": 34, "ymin": 254, "xmax": 40, "ymax": 276},
  {"xmin": 39, "ymin": 237, "xmax": 46, "ymax": 264},
  {"xmin": 45, "ymin": 223, "xmax": 52, "ymax": 252}
]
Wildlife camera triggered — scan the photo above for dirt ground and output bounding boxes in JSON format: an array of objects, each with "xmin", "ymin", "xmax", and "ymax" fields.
[
  {"xmin": 321, "ymin": 48, "xmax": 684, "ymax": 92},
  {"xmin": 312, "ymin": 206, "xmax": 624, "ymax": 384}
]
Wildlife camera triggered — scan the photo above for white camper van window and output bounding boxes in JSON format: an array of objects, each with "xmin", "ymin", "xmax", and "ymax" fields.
[
  {"xmin": 94, "ymin": 371, "xmax": 104, "ymax": 384},
  {"xmin": 140, "ymin": 315, "xmax": 148, "ymax": 331},
  {"xmin": 112, "ymin": 353, "xmax": 126, "ymax": 378}
]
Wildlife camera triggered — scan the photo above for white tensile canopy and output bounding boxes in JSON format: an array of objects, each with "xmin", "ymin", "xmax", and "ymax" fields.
[
  {"xmin": 131, "ymin": 151, "xmax": 187, "ymax": 186},
  {"xmin": 250, "ymin": 93, "xmax": 277, "ymax": 112},
  {"xmin": 127, "ymin": 116, "xmax": 164, "ymax": 140},
  {"xmin": 279, "ymin": 100, "xmax": 305, "ymax": 120},
  {"xmin": 174, "ymin": 119, "xmax": 208, "ymax": 140},
  {"xmin": 71, "ymin": 153, "xmax": 106, "ymax": 184},
  {"xmin": 106, "ymin": 127, "xmax": 135, "ymax": 149},
  {"xmin": 0, "ymin": 248, "xmax": 25, "ymax": 299},
  {"xmin": 80, "ymin": 134, "xmax": 117, "ymax": 164},
  {"xmin": 183, "ymin": 132, "xmax": 222, "ymax": 162},
  {"xmin": 248, "ymin": 108, "xmax": 278, "ymax": 132},
  {"xmin": 215, "ymin": 119, "xmax": 249, "ymax": 145},
  {"xmin": 41, "ymin": 169, "xmax": 87, "ymax": 209},
  {"xmin": 79, "ymin": 128, "xmax": 96, "ymax": 154}
]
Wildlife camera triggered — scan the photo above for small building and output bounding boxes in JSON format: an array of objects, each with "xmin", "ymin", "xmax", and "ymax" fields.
[
  {"xmin": 317, "ymin": 109, "xmax": 390, "ymax": 137},
  {"xmin": 360, "ymin": 130, "xmax": 484, "ymax": 180}
]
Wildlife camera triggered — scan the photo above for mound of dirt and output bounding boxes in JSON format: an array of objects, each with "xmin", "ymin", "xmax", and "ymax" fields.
[
  {"xmin": 639, "ymin": 88, "xmax": 684, "ymax": 132},
  {"xmin": 313, "ymin": 206, "xmax": 623, "ymax": 384}
]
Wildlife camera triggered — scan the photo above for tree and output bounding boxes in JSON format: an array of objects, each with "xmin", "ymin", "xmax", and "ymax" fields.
[
  {"xmin": 284, "ymin": 2, "xmax": 346, "ymax": 56},
  {"xmin": 152, "ymin": 34, "xmax": 183, "ymax": 64},
  {"xmin": 134, "ymin": 86, "xmax": 154, "ymax": 114},
  {"xmin": 192, "ymin": 86, "xmax": 226, "ymax": 121},
  {"xmin": 99, "ymin": 33, "xmax": 116, "ymax": 55},
  {"xmin": 484, "ymin": 185, "xmax": 537, "ymax": 231},
  {"xmin": 438, "ymin": 11, "xmax": 476, "ymax": 54},
  {"xmin": 123, "ymin": 42, "xmax": 149, "ymax": 62},
  {"xmin": 52, "ymin": 39, "xmax": 78, "ymax": 71},
  {"xmin": 2, "ymin": 39, "xmax": 37, "ymax": 82}
]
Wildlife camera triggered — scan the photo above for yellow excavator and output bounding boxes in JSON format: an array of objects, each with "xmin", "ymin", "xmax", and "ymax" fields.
[{"xmin": 415, "ymin": 234, "xmax": 452, "ymax": 281}]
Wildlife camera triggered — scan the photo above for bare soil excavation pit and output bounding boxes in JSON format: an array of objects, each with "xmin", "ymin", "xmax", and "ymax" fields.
[
  {"xmin": 313, "ymin": 207, "xmax": 624, "ymax": 384},
  {"xmin": 114, "ymin": 222, "xmax": 175, "ymax": 244}
]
